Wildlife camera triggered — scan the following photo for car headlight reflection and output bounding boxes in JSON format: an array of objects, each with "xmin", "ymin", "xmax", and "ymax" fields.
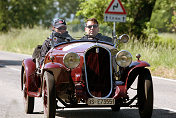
[
  {"xmin": 63, "ymin": 52, "xmax": 80, "ymax": 69},
  {"xmin": 115, "ymin": 50, "xmax": 132, "ymax": 67}
]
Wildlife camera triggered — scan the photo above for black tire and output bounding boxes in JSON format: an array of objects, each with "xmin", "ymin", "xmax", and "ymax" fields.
[
  {"xmin": 137, "ymin": 68, "xmax": 153, "ymax": 118},
  {"xmin": 43, "ymin": 71, "xmax": 56, "ymax": 118},
  {"xmin": 111, "ymin": 105, "xmax": 120, "ymax": 111},
  {"xmin": 23, "ymin": 70, "xmax": 34, "ymax": 114}
]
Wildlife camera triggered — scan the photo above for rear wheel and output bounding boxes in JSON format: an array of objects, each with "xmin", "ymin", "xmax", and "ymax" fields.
[
  {"xmin": 137, "ymin": 68, "xmax": 153, "ymax": 118},
  {"xmin": 43, "ymin": 71, "xmax": 56, "ymax": 118},
  {"xmin": 23, "ymin": 70, "xmax": 34, "ymax": 114}
]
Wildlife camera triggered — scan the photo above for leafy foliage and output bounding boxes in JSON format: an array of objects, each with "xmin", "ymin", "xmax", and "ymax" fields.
[
  {"xmin": 9, "ymin": 0, "xmax": 46, "ymax": 28},
  {"xmin": 168, "ymin": 15, "xmax": 176, "ymax": 33},
  {"xmin": 77, "ymin": 0, "xmax": 110, "ymax": 24},
  {"xmin": 0, "ymin": 0, "xmax": 175, "ymax": 37},
  {"xmin": 56, "ymin": 0, "xmax": 80, "ymax": 19},
  {"xmin": 0, "ymin": 0, "xmax": 10, "ymax": 32},
  {"xmin": 142, "ymin": 22, "xmax": 159, "ymax": 41},
  {"xmin": 151, "ymin": 0, "xmax": 176, "ymax": 32},
  {"xmin": 0, "ymin": 0, "xmax": 57, "ymax": 32}
]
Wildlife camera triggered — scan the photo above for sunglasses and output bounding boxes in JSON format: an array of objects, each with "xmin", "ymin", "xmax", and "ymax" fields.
[
  {"xmin": 86, "ymin": 24, "xmax": 98, "ymax": 29},
  {"xmin": 57, "ymin": 26, "xmax": 66, "ymax": 30}
]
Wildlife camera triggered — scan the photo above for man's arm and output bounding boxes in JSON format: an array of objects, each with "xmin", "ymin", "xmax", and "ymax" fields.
[
  {"xmin": 40, "ymin": 40, "xmax": 50, "ymax": 65},
  {"xmin": 96, "ymin": 33, "xmax": 113, "ymax": 43}
]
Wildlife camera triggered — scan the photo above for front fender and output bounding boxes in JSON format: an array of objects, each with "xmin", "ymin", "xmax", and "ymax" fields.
[
  {"xmin": 44, "ymin": 62, "xmax": 69, "ymax": 70},
  {"xmin": 43, "ymin": 62, "xmax": 70, "ymax": 73},
  {"xmin": 126, "ymin": 60, "xmax": 150, "ymax": 89},
  {"xmin": 129, "ymin": 60, "xmax": 150, "ymax": 69},
  {"xmin": 21, "ymin": 58, "xmax": 36, "ymax": 90},
  {"xmin": 43, "ymin": 62, "xmax": 71, "ymax": 84}
]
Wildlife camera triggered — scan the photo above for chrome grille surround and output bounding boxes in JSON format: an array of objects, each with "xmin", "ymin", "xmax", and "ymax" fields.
[{"xmin": 84, "ymin": 44, "xmax": 113, "ymax": 98}]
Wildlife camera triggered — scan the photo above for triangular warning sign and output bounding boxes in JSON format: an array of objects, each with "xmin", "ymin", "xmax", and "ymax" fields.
[{"xmin": 105, "ymin": 0, "xmax": 126, "ymax": 15}]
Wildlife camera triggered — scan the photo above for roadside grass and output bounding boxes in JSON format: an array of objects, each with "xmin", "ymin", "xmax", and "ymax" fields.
[
  {"xmin": 122, "ymin": 39, "xmax": 176, "ymax": 79},
  {"xmin": 153, "ymin": 33, "xmax": 176, "ymax": 49},
  {"xmin": 0, "ymin": 27, "xmax": 175, "ymax": 79},
  {"xmin": 0, "ymin": 27, "xmax": 50, "ymax": 54},
  {"xmin": 0, "ymin": 26, "xmax": 84, "ymax": 54},
  {"xmin": 159, "ymin": 33, "xmax": 176, "ymax": 41}
]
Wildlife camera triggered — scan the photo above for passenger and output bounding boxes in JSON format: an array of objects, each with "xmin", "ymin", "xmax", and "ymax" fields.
[
  {"xmin": 81, "ymin": 18, "xmax": 112, "ymax": 43},
  {"xmin": 40, "ymin": 18, "xmax": 73, "ymax": 65}
]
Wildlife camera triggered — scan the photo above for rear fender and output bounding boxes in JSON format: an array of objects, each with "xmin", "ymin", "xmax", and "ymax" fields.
[
  {"xmin": 21, "ymin": 58, "xmax": 36, "ymax": 91},
  {"xmin": 125, "ymin": 61, "xmax": 150, "ymax": 89}
]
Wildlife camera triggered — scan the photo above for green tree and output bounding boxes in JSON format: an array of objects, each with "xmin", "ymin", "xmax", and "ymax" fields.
[
  {"xmin": 9, "ymin": 0, "xmax": 55, "ymax": 28},
  {"xmin": 151, "ymin": 0, "xmax": 176, "ymax": 32},
  {"xmin": 57, "ymin": 0, "xmax": 80, "ymax": 19},
  {"xmin": 131, "ymin": 0, "xmax": 156, "ymax": 39},
  {"xmin": 169, "ymin": 15, "xmax": 176, "ymax": 33},
  {"xmin": 0, "ymin": 0, "xmax": 10, "ymax": 32},
  {"xmin": 0, "ymin": 0, "xmax": 57, "ymax": 32},
  {"xmin": 77, "ymin": 0, "xmax": 110, "ymax": 24},
  {"xmin": 38, "ymin": 0, "xmax": 58, "ymax": 27}
]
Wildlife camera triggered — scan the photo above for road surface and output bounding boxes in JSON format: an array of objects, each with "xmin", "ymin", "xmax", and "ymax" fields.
[{"xmin": 0, "ymin": 51, "xmax": 176, "ymax": 118}]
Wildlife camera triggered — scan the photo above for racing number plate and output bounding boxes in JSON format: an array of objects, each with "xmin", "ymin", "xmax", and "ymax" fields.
[{"xmin": 87, "ymin": 98, "xmax": 115, "ymax": 105}]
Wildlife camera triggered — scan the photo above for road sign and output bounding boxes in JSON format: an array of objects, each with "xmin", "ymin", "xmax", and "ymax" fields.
[
  {"xmin": 104, "ymin": 0, "xmax": 126, "ymax": 22},
  {"xmin": 104, "ymin": 14, "xmax": 126, "ymax": 22}
]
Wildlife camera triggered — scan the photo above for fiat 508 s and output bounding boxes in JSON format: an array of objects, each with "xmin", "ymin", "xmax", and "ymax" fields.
[{"xmin": 21, "ymin": 34, "xmax": 153, "ymax": 118}]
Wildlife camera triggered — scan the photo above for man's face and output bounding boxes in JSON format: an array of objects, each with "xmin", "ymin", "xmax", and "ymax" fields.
[
  {"xmin": 55, "ymin": 26, "xmax": 66, "ymax": 34},
  {"xmin": 85, "ymin": 21, "xmax": 99, "ymax": 37}
]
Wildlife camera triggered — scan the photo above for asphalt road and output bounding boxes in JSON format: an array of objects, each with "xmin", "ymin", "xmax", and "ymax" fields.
[{"xmin": 0, "ymin": 51, "xmax": 176, "ymax": 118}]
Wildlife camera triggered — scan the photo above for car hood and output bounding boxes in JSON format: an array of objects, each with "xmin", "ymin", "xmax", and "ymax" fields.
[{"xmin": 52, "ymin": 42, "xmax": 115, "ymax": 54}]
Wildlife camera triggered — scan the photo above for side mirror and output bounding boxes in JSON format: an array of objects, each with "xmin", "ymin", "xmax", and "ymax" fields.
[
  {"xmin": 114, "ymin": 34, "xmax": 129, "ymax": 48},
  {"xmin": 119, "ymin": 34, "xmax": 129, "ymax": 43}
]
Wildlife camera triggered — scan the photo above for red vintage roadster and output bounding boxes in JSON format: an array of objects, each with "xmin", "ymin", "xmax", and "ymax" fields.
[{"xmin": 21, "ymin": 34, "xmax": 153, "ymax": 118}]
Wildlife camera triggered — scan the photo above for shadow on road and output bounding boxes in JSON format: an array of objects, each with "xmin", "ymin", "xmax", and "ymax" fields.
[
  {"xmin": 0, "ymin": 60, "xmax": 22, "ymax": 67},
  {"xmin": 55, "ymin": 108, "xmax": 176, "ymax": 118},
  {"xmin": 152, "ymin": 109, "xmax": 176, "ymax": 118}
]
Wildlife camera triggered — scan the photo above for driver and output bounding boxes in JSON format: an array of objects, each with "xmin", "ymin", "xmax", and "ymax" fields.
[
  {"xmin": 81, "ymin": 18, "xmax": 118, "ymax": 78},
  {"xmin": 40, "ymin": 18, "xmax": 73, "ymax": 65},
  {"xmin": 81, "ymin": 18, "xmax": 112, "ymax": 43}
]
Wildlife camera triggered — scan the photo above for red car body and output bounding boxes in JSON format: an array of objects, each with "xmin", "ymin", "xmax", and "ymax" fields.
[{"xmin": 21, "ymin": 36, "xmax": 153, "ymax": 118}]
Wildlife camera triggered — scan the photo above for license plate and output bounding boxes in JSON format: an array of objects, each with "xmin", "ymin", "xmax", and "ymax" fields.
[{"xmin": 87, "ymin": 98, "xmax": 115, "ymax": 105}]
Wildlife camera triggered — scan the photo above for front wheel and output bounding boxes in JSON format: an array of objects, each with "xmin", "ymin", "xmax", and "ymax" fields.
[
  {"xmin": 43, "ymin": 71, "xmax": 56, "ymax": 118},
  {"xmin": 111, "ymin": 105, "xmax": 120, "ymax": 111},
  {"xmin": 23, "ymin": 70, "xmax": 34, "ymax": 114},
  {"xmin": 137, "ymin": 68, "xmax": 153, "ymax": 118}
]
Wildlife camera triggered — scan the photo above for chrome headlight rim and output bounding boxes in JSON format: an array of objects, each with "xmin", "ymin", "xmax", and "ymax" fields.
[
  {"xmin": 63, "ymin": 52, "xmax": 80, "ymax": 69},
  {"xmin": 115, "ymin": 50, "xmax": 132, "ymax": 67}
]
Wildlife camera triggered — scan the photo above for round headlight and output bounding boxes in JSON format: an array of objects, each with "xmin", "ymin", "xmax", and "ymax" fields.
[
  {"xmin": 115, "ymin": 50, "xmax": 132, "ymax": 67},
  {"xmin": 63, "ymin": 52, "xmax": 80, "ymax": 69}
]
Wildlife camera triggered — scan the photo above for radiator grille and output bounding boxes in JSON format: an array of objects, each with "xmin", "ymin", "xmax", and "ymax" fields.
[{"xmin": 85, "ymin": 46, "xmax": 112, "ymax": 97}]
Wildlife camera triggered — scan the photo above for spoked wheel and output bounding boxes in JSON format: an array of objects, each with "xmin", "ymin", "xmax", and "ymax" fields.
[
  {"xmin": 23, "ymin": 70, "xmax": 34, "ymax": 114},
  {"xmin": 137, "ymin": 68, "xmax": 153, "ymax": 118},
  {"xmin": 43, "ymin": 71, "xmax": 56, "ymax": 118}
]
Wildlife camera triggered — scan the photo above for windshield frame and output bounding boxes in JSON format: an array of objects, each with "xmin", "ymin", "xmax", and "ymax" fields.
[{"xmin": 54, "ymin": 39, "xmax": 114, "ymax": 47}]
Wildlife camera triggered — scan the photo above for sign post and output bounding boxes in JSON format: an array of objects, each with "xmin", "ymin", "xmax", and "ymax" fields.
[{"xmin": 104, "ymin": 0, "xmax": 126, "ymax": 40}]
